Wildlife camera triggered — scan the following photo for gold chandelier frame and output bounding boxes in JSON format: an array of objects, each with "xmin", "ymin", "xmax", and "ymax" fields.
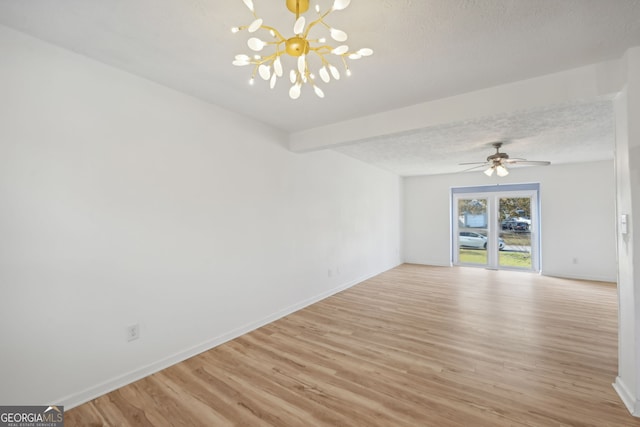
[{"xmin": 232, "ymin": 0, "xmax": 373, "ymax": 99}]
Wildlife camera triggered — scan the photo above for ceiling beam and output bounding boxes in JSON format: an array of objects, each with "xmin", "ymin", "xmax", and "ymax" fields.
[{"xmin": 288, "ymin": 58, "xmax": 624, "ymax": 153}]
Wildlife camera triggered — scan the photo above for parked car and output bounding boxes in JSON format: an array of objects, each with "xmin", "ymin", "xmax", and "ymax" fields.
[
  {"xmin": 459, "ymin": 231, "xmax": 505, "ymax": 250},
  {"xmin": 501, "ymin": 219, "xmax": 530, "ymax": 231}
]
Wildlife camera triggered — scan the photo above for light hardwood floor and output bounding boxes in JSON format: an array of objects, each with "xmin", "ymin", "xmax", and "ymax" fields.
[{"xmin": 67, "ymin": 264, "xmax": 639, "ymax": 426}]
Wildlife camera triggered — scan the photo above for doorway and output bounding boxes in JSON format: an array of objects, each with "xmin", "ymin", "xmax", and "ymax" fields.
[{"xmin": 451, "ymin": 184, "xmax": 540, "ymax": 271}]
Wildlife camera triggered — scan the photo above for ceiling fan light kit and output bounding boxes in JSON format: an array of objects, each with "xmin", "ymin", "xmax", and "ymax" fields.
[
  {"xmin": 232, "ymin": 0, "xmax": 373, "ymax": 99},
  {"xmin": 484, "ymin": 164, "xmax": 510, "ymax": 177},
  {"xmin": 461, "ymin": 142, "xmax": 551, "ymax": 177}
]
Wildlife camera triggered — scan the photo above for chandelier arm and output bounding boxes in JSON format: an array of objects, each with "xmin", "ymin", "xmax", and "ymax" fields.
[
  {"xmin": 260, "ymin": 39, "xmax": 287, "ymax": 50},
  {"xmin": 308, "ymin": 47, "xmax": 332, "ymax": 66},
  {"xmin": 250, "ymin": 52, "xmax": 279, "ymax": 66},
  {"xmin": 302, "ymin": 10, "xmax": 332, "ymax": 38},
  {"xmin": 314, "ymin": 53, "xmax": 330, "ymax": 66},
  {"xmin": 273, "ymin": 44, "xmax": 282, "ymax": 58},
  {"xmin": 340, "ymin": 55, "xmax": 349, "ymax": 70},
  {"xmin": 258, "ymin": 24, "xmax": 287, "ymax": 42},
  {"xmin": 310, "ymin": 45, "xmax": 334, "ymax": 54},
  {"xmin": 300, "ymin": 62, "xmax": 318, "ymax": 88},
  {"xmin": 294, "ymin": 56, "xmax": 313, "ymax": 87},
  {"xmin": 306, "ymin": 73, "xmax": 316, "ymax": 86},
  {"xmin": 250, "ymin": 64, "xmax": 259, "ymax": 79},
  {"xmin": 294, "ymin": 69, "xmax": 311, "ymax": 87},
  {"xmin": 305, "ymin": 62, "xmax": 314, "ymax": 84}
]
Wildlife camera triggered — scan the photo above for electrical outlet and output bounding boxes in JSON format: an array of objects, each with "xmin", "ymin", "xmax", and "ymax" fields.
[{"xmin": 127, "ymin": 324, "xmax": 140, "ymax": 342}]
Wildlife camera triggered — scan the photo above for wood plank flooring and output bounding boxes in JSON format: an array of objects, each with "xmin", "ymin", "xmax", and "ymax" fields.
[{"xmin": 66, "ymin": 264, "xmax": 639, "ymax": 426}]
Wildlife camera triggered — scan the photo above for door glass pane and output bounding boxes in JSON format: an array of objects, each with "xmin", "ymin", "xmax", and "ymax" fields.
[
  {"xmin": 457, "ymin": 198, "xmax": 488, "ymax": 266},
  {"xmin": 498, "ymin": 197, "xmax": 532, "ymax": 269}
]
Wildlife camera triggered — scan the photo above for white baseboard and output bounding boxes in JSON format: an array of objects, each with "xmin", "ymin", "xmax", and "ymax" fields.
[
  {"xmin": 403, "ymin": 260, "xmax": 452, "ymax": 268},
  {"xmin": 57, "ymin": 266, "xmax": 396, "ymax": 410},
  {"xmin": 540, "ymin": 270, "xmax": 617, "ymax": 283},
  {"xmin": 613, "ymin": 376, "xmax": 640, "ymax": 416}
]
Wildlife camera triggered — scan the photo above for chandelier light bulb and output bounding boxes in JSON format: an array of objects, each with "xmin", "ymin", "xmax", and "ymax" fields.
[
  {"xmin": 274, "ymin": 57, "xmax": 283, "ymax": 76},
  {"xmin": 242, "ymin": 0, "xmax": 254, "ymax": 11},
  {"xmin": 232, "ymin": 0, "xmax": 372, "ymax": 99},
  {"xmin": 297, "ymin": 55, "xmax": 306, "ymax": 75},
  {"xmin": 233, "ymin": 54, "xmax": 250, "ymax": 66},
  {"xmin": 330, "ymin": 28, "xmax": 348, "ymax": 42},
  {"xmin": 319, "ymin": 66, "xmax": 330, "ymax": 83},
  {"xmin": 289, "ymin": 83, "xmax": 302, "ymax": 99},
  {"xmin": 331, "ymin": 45, "xmax": 349, "ymax": 55},
  {"xmin": 247, "ymin": 37, "xmax": 265, "ymax": 51},
  {"xmin": 332, "ymin": 0, "xmax": 351, "ymax": 11},
  {"xmin": 259, "ymin": 64, "xmax": 271, "ymax": 80},
  {"xmin": 484, "ymin": 167, "xmax": 495, "ymax": 176},
  {"xmin": 248, "ymin": 18, "xmax": 263, "ymax": 33},
  {"xmin": 294, "ymin": 17, "xmax": 306, "ymax": 35},
  {"xmin": 329, "ymin": 64, "xmax": 340, "ymax": 80}
]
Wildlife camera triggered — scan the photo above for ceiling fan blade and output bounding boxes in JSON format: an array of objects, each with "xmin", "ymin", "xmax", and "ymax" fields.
[
  {"xmin": 511, "ymin": 160, "xmax": 551, "ymax": 166},
  {"xmin": 460, "ymin": 143, "xmax": 551, "ymax": 173},
  {"xmin": 460, "ymin": 164, "xmax": 490, "ymax": 172}
]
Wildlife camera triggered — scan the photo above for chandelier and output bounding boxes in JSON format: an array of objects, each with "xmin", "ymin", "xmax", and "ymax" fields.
[{"xmin": 231, "ymin": 0, "xmax": 373, "ymax": 99}]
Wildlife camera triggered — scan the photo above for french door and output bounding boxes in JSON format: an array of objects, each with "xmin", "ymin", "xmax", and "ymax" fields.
[{"xmin": 452, "ymin": 185, "xmax": 540, "ymax": 271}]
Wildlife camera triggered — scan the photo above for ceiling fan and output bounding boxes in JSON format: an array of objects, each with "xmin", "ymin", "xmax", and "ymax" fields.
[{"xmin": 459, "ymin": 142, "xmax": 551, "ymax": 177}]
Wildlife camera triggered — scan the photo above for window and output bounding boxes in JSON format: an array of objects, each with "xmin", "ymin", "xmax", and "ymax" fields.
[{"xmin": 451, "ymin": 184, "xmax": 540, "ymax": 272}]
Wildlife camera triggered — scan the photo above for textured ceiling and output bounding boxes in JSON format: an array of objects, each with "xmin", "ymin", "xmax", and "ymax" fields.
[
  {"xmin": 334, "ymin": 98, "xmax": 616, "ymax": 176},
  {"xmin": 0, "ymin": 0, "xmax": 638, "ymax": 175}
]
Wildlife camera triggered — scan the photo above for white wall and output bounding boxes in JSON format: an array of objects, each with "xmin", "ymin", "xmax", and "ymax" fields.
[
  {"xmin": 613, "ymin": 46, "xmax": 640, "ymax": 416},
  {"xmin": 403, "ymin": 160, "xmax": 617, "ymax": 282},
  {"xmin": 0, "ymin": 25, "xmax": 402, "ymax": 407}
]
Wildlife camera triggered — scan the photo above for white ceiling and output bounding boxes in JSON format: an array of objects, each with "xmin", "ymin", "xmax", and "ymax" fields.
[{"xmin": 1, "ymin": 0, "xmax": 639, "ymax": 175}]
